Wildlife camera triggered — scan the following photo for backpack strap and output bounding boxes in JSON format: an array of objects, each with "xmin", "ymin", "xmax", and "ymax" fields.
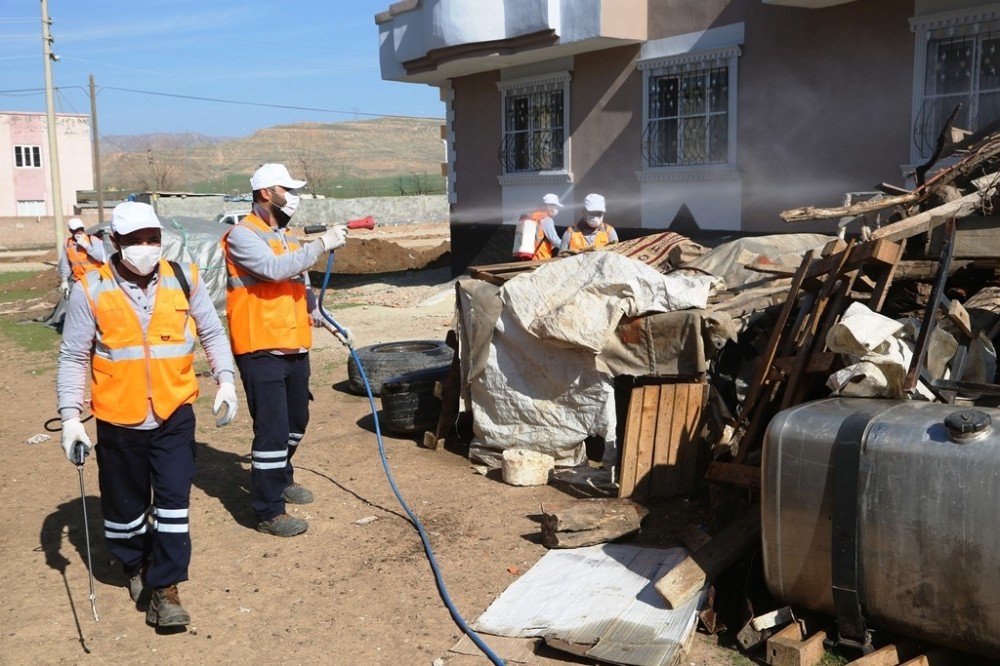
[{"xmin": 168, "ymin": 260, "xmax": 191, "ymax": 304}]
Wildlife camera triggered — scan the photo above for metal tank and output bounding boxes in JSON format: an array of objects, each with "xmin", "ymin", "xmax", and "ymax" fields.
[{"xmin": 762, "ymin": 398, "xmax": 1000, "ymax": 658}]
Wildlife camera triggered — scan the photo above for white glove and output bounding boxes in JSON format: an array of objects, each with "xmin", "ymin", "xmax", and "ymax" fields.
[
  {"xmin": 61, "ymin": 417, "xmax": 93, "ymax": 464},
  {"xmin": 212, "ymin": 381, "xmax": 238, "ymax": 427},
  {"xmin": 322, "ymin": 319, "xmax": 354, "ymax": 348},
  {"xmin": 60, "ymin": 280, "xmax": 70, "ymax": 299},
  {"xmin": 319, "ymin": 226, "xmax": 347, "ymax": 252}
]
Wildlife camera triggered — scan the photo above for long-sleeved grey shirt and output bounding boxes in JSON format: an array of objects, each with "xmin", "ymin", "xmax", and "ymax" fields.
[
  {"xmin": 57, "ymin": 257, "xmax": 235, "ymax": 430},
  {"xmin": 225, "ymin": 206, "xmax": 327, "ymax": 352},
  {"xmin": 537, "ymin": 216, "xmax": 561, "ymax": 249},
  {"xmin": 57, "ymin": 234, "xmax": 106, "ymax": 281}
]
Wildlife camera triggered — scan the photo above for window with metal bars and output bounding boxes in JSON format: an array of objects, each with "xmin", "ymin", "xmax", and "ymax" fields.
[
  {"xmin": 914, "ymin": 31, "xmax": 1000, "ymax": 158},
  {"xmin": 643, "ymin": 66, "xmax": 729, "ymax": 167},
  {"xmin": 13, "ymin": 145, "xmax": 42, "ymax": 168},
  {"xmin": 500, "ymin": 88, "xmax": 564, "ymax": 173}
]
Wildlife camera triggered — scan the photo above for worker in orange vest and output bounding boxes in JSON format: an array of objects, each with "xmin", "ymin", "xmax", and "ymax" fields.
[
  {"xmin": 57, "ymin": 201, "xmax": 238, "ymax": 629},
  {"xmin": 560, "ymin": 193, "xmax": 619, "ymax": 254},
  {"xmin": 530, "ymin": 193, "xmax": 564, "ymax": 260},
  {"xmin": 58, "ymin": 217, "xmax": 105, "ymax": 298},
  {"xmin": 222, "ymin": 163, "xmax": 348, "ymax": 538}
]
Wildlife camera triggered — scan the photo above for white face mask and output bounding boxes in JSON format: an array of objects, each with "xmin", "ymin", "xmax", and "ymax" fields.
[
  {"xmin": 74, "ymin": 232, "xmax": 89, "ymax": 244},
  {"xmin": 276, "ymin": 190, "xmax": 300, "ymax": 218},
  {"xmin": 585, "ymin": 213, "xmax": 603, "ymax": 229},
  {"xmin": 120, "ymin": 245, "xmax": 161, "ymax": 276}
]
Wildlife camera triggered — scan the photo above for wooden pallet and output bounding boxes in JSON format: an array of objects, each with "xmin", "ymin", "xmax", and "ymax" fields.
[
  {"xmin": 618, "ymin": 380, "xmax": 706, "ymax": 499},
  {"xmin": 730, "ymin": 237, "xmax": 904, "ymax": 464}
]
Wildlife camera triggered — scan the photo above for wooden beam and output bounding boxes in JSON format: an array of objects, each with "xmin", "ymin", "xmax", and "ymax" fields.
[
  {"xmin": 767, "ymin": 625, "xmax": 827, "ymax": 666},
  {"xmin": 654, "ymin": 505, "xmax": 760, "ymax": 609},
  {"xmin": 846, "ymin": 641, "xmax": 921, "ymax": 666},
  {"xmin": 868, "ymin": 192, "xmax": 987, "ymax": 244},
  {"xmin": 705, "ymin": 461, "xmax": 761, "ymax": 490}
]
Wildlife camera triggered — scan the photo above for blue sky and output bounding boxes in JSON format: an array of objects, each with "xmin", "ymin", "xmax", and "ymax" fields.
[{"xmin": 0, "ymin": 0, "xmax": 444, "ymax": 137}]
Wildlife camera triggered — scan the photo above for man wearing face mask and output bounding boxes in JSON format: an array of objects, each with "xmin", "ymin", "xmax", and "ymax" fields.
[
  {"xmin": 560, "ymin": 193, "xmax": 619, "ymax": 255},
  {"xmin": 56, "ymin": 201, "xmax": 238, "ymax": 628},
  {"xmin": 221, "ymin": 163, "xmax": 346, "ymax": 538},
  {"xmin": 57, "ymin": 217, "xmax": 106, "ymax": 298},
  {"xmin": 529, "ymin": 193, "xmax": 564, "ymax": 260}
]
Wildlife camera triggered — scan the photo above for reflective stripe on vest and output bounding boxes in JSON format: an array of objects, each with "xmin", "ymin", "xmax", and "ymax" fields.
[
  {"xmin": 569, "ymin": 223, "xmax": 614, "ymax": 252},
  {"xmin": 529, "ymin": 210, "xmax": 554, "ymax": 260},
  {"xmin": 80, "ymin": 260, "xmax": 199, "ymax": 424},
  {"xmin": 221, "ymin": 212, "xmax": 312, "ymax": 355},
  {"xmin": 66, "ymin": 238, "xmax": 103, "ymax": 281}
]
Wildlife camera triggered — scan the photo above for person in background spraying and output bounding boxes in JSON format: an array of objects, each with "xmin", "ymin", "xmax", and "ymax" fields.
[
  {"xmin": 56, "ymin": 201, "xmax": 238, "ymax": 628},
  {"xmin": 560, "ymin": 193, "xmax": 619, "ymax": 255},
  {"xmin": 222, "ymin": 163, "xmax": 349, "ymax": 538},
  {"xmin": 58, "ymin": 217, "xmax": 105, "ymax": 298},
  {"xmin": 531, "ymin": 193, "xmax": 564, "ymax": 260}
]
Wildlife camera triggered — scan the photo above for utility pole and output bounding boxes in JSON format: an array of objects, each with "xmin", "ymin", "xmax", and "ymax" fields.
[
  {"xmin": 89, "ymin": 74, "xmax": 104, "ymax": 224},
  {"xmin": 41, "ymin": 0, "xmax": 64, "ymax": 253}
]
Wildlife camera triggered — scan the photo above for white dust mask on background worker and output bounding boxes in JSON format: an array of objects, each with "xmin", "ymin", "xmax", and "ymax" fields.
[
  {"xmin": 585, "ymin": 213, "xmax": 603, "ymax": 229},
  {"xmin": 121, "ymin": 245, "xmax": 161, "ymax": 276}
]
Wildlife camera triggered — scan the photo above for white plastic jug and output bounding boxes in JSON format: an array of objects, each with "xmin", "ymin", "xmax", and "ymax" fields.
[{"xmin": 511, "ymin": 214, "xmax": 537, "ymax": 260}]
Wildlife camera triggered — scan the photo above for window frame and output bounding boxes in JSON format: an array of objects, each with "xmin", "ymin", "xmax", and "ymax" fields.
[
  {"xmin": 639, "ymin": 45, "xmax": 740, "ymax": 176},
  {"xmin": 496, "ymin": 71, "xmax": 572, "ymax": 183},
  {"xmin": 13, "ymin": 144, "xmax": 42, "ymax": 169},
  {"xmin": 910, "ymin": 5, "xmax": 1000, "ymax": 164}
]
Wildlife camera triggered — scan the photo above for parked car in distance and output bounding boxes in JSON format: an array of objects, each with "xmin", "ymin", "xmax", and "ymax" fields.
[{"xmin": 215, "ymin": 211, "xmax": 250, "ymax": 225}]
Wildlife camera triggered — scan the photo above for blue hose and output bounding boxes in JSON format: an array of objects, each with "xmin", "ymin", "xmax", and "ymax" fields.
[{"xmin": 317, "ymin": 252, "xmax": 505, "ymax": 666}]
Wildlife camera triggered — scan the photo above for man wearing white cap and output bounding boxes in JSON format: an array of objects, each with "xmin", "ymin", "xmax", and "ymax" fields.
[
  {"xmin": 527, "ymin": 193, "xmax": 564, "ymax": 260},
  {"xmin": 57, "ymin": 217, "xmax": 105, "ymax": 298},
  {"xmin": 221, "ymin": 163, "xmax": 346, "ymax": 538},
  {"xmin": 560, "ymin": 193, "xmax": 619, "ymax": 255},
  {"xmin": 56, "ymin": 201, "xmax": 238, "ymax": 628}
]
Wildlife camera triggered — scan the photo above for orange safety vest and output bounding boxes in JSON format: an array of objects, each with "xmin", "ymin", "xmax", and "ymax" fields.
[
  {"xmin": 568, "ymin": 223, "xmax": 616, "ymax": 252},
  {"xmin": 66, "ymin": 237, "xmax": 103, "ymax": 281},
  {"xmin": 221, "ymin": 213, "xmax": 312, "ymax": 355},
  {"xmin": 529, "ymin": 210, "xmax": 555, "ymax": 260},
  {"xmin": 80, "ymin": 260, "xmax": 199, "ymax": 425}
]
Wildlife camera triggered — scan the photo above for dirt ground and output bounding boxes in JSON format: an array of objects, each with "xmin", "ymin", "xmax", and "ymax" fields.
[{"xmin": 0, "ymin": 262, "xmax": 739, "ymax": 666}]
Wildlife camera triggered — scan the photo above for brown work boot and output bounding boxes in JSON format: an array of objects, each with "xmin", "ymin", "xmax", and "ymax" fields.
[
  {"xmin": 146, "ymin": 584, "xmax": 191, "ymax": 627},
  {"xmin": 282, "ymin": 483, "xmax": 314, "ymax": 504},
  {"xmin": 257, "ymin": 513, "xmax": 308, "ymax": 537}
]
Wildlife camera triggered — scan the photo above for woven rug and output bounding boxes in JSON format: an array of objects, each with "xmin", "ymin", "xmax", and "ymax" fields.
[{"xmin": 606, "ymin": 231, "xmax": 706, "ymax": 273}]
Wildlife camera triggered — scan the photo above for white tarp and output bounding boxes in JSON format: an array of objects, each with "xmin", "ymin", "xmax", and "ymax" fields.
[
  {"xmin": 468, "ymin": 253, "xmax": 717, "ymax": 467},
  {"xmin": 472, "ymin": 544, "xmax": 707, "ymax": 666}
]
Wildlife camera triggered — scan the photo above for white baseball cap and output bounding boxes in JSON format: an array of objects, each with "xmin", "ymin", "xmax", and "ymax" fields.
[
  {"xmin": 250, "ymin": 163, "xmax": 307, "ymax": 191},
  {"xmin": 111, "ymin": 202, "xmax": 163, "ymax": 236},
  {"xmin": 542, "ymin": 193, "xmax": 563, "ymax": 208},
  {"xmin": 67, "ymin": 217, "xmax": 85, "ymax": 231},
  {"xmin": 584, "ymin": 193, "xmax": 606, "ymax": 212}
]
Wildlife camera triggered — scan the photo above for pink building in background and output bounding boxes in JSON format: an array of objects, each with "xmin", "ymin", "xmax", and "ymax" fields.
[{"xmin": 0, "ymin": 111, "xmax": 93, "ymax": 217}]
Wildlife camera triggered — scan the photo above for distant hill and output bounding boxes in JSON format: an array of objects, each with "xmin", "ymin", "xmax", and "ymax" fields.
[
  {"xmin": 101, "ymin": 118, "xmax": 446, "ymax": 196},
  {"xmin": 102, "ymin": 132, "xmax": 228, "ymax": 153}
]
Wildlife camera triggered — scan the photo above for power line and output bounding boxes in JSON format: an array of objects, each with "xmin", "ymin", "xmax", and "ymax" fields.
[{"xmin": 99, "ymin": 86, "xmax": 440, "ymax": 121}]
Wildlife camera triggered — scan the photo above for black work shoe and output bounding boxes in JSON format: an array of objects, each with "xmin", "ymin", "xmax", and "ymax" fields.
[
  {"xmin": 257, "ymin": 513, "xmax": 308, "ymax": 537},
  {"xmin": 128, "ymin": 573, "xmax": 145, "ymax": 603},
  {"xmin": 282, "ymin": 483, "xmax": 314, "ymax": 504},
  {"xmin": 146, "ymin": 584, "xmax": 190, "ymax": 627}
]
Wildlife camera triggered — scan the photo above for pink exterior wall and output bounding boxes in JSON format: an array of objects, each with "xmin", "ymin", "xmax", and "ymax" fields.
[{"xmin": 0, "ymin": 112, "xmax": 93, "ymax": 217}]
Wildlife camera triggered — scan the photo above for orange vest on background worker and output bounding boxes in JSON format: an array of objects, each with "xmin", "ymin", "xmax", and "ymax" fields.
[
  {"xmin": 222, "ymin": 213, "xmax": 312, "ymax": 355},
  {"xmin": 568, "ymin": 223, "xmax": 616, "ymax": 253},
  {"xmin": 529, "ymin": 209, "xmax": 556, "ymax": 260},
  {"xmin": 65, "ymin": 237, "xmax": 103, "ymax": 281},
  {"xmin": 80, "ymin": 260, "xmax": 200, "ymax": 424}
]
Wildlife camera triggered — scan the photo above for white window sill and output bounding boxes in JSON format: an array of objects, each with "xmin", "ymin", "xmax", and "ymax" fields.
[
  {"xmin": 636, "ymin": 165, "xmax": 739, "ymax": 182},
  {"xmin": 498, "ymin": 171, "xmax": 574, "ymax": 186}
]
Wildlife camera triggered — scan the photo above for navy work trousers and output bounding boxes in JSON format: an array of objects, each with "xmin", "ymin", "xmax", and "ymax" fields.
[
  {"xmin": 235, "ymin": 351, "xmax": 311, "ymax": 522},
  {"xmin": 95, "ymin": 404, "xmax": 196, "ymax": 588}
]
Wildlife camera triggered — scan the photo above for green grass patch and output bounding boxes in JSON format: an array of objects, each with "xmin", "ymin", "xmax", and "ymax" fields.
[
  {"xmin": 0, "ymin": 319, "xmax": 60, "ymax": 353},
  {"xmin": 0, "ymin": 271, "xmax": 39, "ymax": 286},
  {"xmin": 323, "ymin": 302, "xmax": 363, "ymax": 310},
  {"xmin": 0, "ymin": 289, "xmax": 41, "ymax": 303}
]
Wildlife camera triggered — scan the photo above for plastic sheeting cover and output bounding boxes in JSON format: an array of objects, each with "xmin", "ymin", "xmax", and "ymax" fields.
[{"xmin": 467, "ymin": 253, "xmax": 717, "ymax": 467}]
